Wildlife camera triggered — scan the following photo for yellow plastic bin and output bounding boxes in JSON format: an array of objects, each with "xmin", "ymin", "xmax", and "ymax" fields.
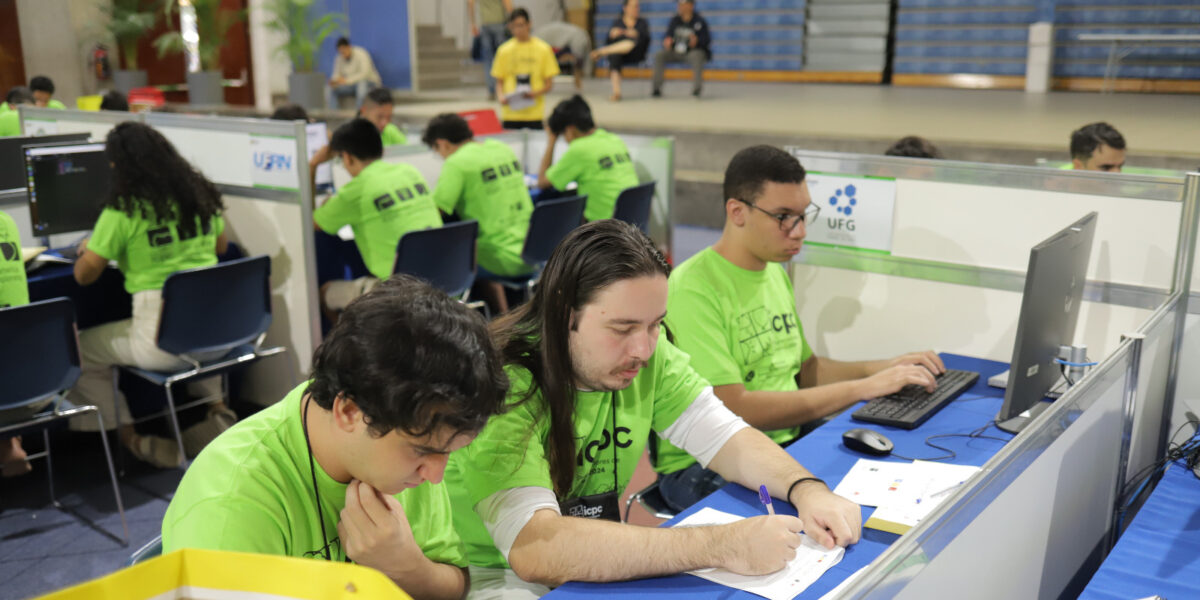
[
  {"xmin": 76, "ymin": 95, "xmax": 102, "ymax": 111},
  {"xmin": 37, "ymin": 549, "xmax": 412, "ymax": 600}
]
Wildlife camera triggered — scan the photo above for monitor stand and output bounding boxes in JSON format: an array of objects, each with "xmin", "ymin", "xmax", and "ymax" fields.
[{"xmin": 995, "ymin": 402, "xmax": 1054, "ymax": 434}]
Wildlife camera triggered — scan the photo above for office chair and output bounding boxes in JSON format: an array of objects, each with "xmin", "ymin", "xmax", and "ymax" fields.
[
  {"xmin": 0, "ymin": 297, "xmax": 129, "ymax": 544},
  {"xmin": 484, "ymin": 195, "xmax": 587, "ymax": 300},
  {"xmin": 612, "ymin": 181, "xmax": 656, "ymax": 234},
  {"xmin": 113, "ymin": 255, "xmax": 290, "ymax": 467}
]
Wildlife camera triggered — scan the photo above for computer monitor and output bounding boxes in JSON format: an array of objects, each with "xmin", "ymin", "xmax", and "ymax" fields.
[
  {"xmin": 996, "ymin": 212, "xmax": 1098, "ymax": 434},
  {"xmin": 0, "ymin": 133, "xmax": 90, "ymax": 191},
  {"xmin": 306, "ymin": 121, "xmax": 333, "ymax": 193},
  {"xmin": 24, "ymin": 142, "xmax": 112, "ymax": 237}
]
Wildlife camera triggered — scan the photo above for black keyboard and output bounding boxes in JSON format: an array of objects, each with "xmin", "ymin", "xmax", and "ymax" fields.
[{"xmin": 851, "ymin": 369, "xmax": 981, "ymax": 430}]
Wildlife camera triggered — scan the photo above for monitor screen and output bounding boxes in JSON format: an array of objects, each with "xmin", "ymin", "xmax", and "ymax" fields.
[
  {"xmin": 25, "ymin": 142, "xmax": 112, "ymax": 237},
  {"xmin": 0, "ymin": 133, "xmax": 90, "ymax": 191},
  {"xmin": 997, "ymin": 212, "xmax": 1098, "ymax": 433},
  {"xmin": 307, "ymin": 121, "xmax": 333, "ymax": 192}
]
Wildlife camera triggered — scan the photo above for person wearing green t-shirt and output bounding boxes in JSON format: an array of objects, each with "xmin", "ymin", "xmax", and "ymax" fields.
[
  {"xmin": 539, "ymin": 95, "xmax": 640, "ymax": 222},
  {"xmin": 658, "ymin": 145, "xmax": 944, "ymax": 512},
  {"xmin": 309, "ymin": 118, "xmax": 442, "ymax": 316},
  {"xmin": 70, "ymin": 122, "xmax": 236, "ymax": 469},
  {"xmin": 164, "ymin": 275, "xmax": 508, "ymax": 600},
  {"xmin": 1071, "ymin": 122, "xmax": 1126, "ymax": 173},
  {"xmin": 444, "ymin": 220, "xmax": 861, "ymax": 595},
  {"xmin": 30, "ymin": 75, "xmax": 66, "ymax": 109},
  {"xmin": 359, "ymin": 87, "xmax": 406, "ymax": 147},
  {"xmin": 0, "ymin": 87, "xmax": 34, "ymax": 137},
  {"xmin": 492, "ymin": 9, "xmax": 559, "ymax": 130},
  {"xmin": 423, "ymin": 112, "xmax": 533, "ymax": 315},
  {"xmin": 0, "ymin": 209, "xmax": 33, "ymax": 477}
]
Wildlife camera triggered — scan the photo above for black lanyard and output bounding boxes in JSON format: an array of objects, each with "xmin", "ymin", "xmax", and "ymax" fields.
[
  {"xmin": 302, "ymin": 397, "xmax": 350, "ymax": 563},
  {"xmin": 608, "ymin": 390, "xmax": 619, "ymax": 493}
]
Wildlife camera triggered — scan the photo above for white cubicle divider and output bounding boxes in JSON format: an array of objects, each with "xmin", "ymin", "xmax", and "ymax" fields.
[
  {"xmin": 790, "ymin": 159, "xmax": 1200, "ymax": 599},
  {"xmin": 143, "ymin": 112, "xmax": 318, "ymax": 406},
  {"xmin": 1165, "ymin": 175, "xmax": 1200, "ymax": 444}
]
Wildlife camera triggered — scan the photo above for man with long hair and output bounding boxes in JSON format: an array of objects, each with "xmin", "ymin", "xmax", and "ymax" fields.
[{"xmin": 446, "ymin": 220, "xmax": 861, "ymax": 595}]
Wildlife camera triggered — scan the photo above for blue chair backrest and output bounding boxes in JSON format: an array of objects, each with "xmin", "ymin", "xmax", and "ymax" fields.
[
  {"xmin": 393, "ymin": 220, "xmax": 479, "ymax": 298},
  {"xmin": 522, "ymin": 195, "xmax": 586, "ymax": 268},
  {"xmin": 0, "ymin": 298, "xmax": 80, "ymax": 410},
  {"xmin": 157, "ymin": 255, "xmax": 273, "ymax": 357},
  {"xmin": 612, "ymin": 181, "xmax": 656, "ymax": 234}
]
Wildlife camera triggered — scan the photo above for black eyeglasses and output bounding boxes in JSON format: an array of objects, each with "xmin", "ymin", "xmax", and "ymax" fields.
[{"xmin": 737, "ymin": 199, "xmax": 821, "ymax": 232}]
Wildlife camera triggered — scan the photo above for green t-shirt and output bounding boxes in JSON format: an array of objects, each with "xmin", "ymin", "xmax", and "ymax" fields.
[
  {"xmin": 87, "ymin": 202, "xmax": 225, "ymax": 294},
  {"xmin": 445, "ymin": 333, "xmax": 709, "ymax": 568},
  {"xmin": 0, "ymin": 111, "xmax": 20, "ymax": 137},
  {"xmin": 381, "ymin": 123, "xmax": 407, "ymax": 147},
  {"xmin": 163, "ymin": 382, "xmax": 468, "ymax": 568},
  {"xmin": 0, "ymin": 211, "xmax": 29, "ymax": 308},
  {"xmin": 314, "ymin": 160, "xmax": 443, "ymax": 280},
  {"xmin": 545, "ymin": 129, "xmax": 640, "ymax": 222},
  {"xmin": 433, "ymin": 139, "xmax": 533, "ymax": 276},
  {"xmin": 657, "ymin": 248, "xmax": 813, "ymax": 474},
  {"xmin": 47, "ymin": 99, "xmax": 66, "ymax": 110}
]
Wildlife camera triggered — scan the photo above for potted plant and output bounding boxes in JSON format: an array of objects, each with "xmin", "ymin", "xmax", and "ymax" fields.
[
  {"xmin": 154, "ymin": 0, "xmax": 246, "ymax": 105},
  {"xmin": 265, "ymin": 0, "xmax": 345, "ymax": 110},
  {"xmin": 98, "ymin": 0, "xmax": 159, "ymax": 93}
]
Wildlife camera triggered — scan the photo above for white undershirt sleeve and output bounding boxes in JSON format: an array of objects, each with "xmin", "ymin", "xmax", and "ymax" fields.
[
  {"xmin": 659, "ymin": 386, "xmax": 750, "ymax": 468},
  {"xmin": 478, "ymin": 486, "xmax": 561, "ymax": 562}
]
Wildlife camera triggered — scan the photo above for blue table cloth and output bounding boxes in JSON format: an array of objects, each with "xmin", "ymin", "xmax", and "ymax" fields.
[
  {"xmin": 1078, "ymin": 458, "xmax": 1200, "ymax": 600},
  {"xmin": 547, "ymin": 354, "xmax": 1014, "ymax": 599}
]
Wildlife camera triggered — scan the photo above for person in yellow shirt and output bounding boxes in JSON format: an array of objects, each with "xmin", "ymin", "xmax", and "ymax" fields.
[{"xmin": 491, "ymin": 8, "xmax": 560, "ymax": 130}]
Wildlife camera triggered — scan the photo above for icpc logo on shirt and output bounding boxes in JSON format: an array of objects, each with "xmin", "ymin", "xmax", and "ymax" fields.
[{"xmin": 825, "ymin": 184, "xmax": 858, "ymax": 232}]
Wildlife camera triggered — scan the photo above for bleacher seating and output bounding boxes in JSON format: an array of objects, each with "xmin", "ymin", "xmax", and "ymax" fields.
[{"xmin": 1053, "ymin": 2, "xmax": 1200, "ymax": 80}]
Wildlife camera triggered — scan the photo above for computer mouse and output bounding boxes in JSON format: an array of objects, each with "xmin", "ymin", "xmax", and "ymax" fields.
[{"xmin": 842, "ymin": 428, "xmax": 894, "ymax": 456}]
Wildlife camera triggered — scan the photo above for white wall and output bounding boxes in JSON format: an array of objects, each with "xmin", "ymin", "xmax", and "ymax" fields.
[{"xmin": 247, "ymin": 0, "xmax": 295, "ymax": 111}]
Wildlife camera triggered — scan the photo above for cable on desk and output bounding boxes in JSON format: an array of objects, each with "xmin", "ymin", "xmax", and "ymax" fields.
[{"xmin": 891, "ymin": 420, "xmax": 1009, "ymax": 462}]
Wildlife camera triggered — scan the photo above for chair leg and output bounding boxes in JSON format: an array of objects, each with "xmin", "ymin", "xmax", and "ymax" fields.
[
  {"xmin": 163, "ymin": 384, "xmax": 189, "ymax": 468},
  {"xmin": 43, "ymin": 429, "xmax": 59, "ymax": 508},
  {"xmin": 111, "ymin": 367, "xmax": 127, "ymax": 475},
  {"xmin": 94, "ymin": 410, "xmax": 130, "ymax": 545}
]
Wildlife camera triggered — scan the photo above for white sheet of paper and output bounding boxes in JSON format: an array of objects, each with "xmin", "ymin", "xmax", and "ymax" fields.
[
  {"xmin": 506, "ymin": 84, "xmax": 535, "ymax": 112},
  {"xmin": 866, "ymin": 461, "xmax": 980, "ymax": 532},
  {"xmin": 833, "ymin": 459, "xmax": 911, "ymax": 507},
  {"xmin": 674, "ymin": 507, "xmax": 844, "ymax": 600}
]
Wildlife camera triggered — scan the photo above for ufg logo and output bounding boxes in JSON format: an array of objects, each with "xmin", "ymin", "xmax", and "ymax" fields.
[
  {"xmin": 825, "ymin": 184, "xmax": 858, "ymax": 231},
  {"xmin": 253, "ymin": 151, "xmax": 293, "ymax": 172}
]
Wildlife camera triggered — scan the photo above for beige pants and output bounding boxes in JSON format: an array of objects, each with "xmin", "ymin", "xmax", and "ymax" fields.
[
  {"xmin": 70, "ymin": 290, "xmax": 218, "ymax": 432},
  {"xmin": 466, "ymin": 567, "xmax": 550, "ymax": 600}
]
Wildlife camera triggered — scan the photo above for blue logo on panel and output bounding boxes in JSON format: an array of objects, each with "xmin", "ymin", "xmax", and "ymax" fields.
[
  {"xmin": 828, "ymin": 184, "xmax": 857, "ymax": 216},
  {"xmin": 254, "ymin": 151, "xmax": 293, "ymax": 172}
]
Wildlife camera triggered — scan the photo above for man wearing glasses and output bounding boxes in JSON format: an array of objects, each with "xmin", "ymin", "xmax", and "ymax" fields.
[{"xmin": 657, "ymin": 145, "xmax": 944, "ymax": 511}]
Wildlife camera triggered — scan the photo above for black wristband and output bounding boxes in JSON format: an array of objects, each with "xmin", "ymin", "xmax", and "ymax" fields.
[{"xmin": 786, "ymin": 477, "xmax": 827, "ymax": 505}]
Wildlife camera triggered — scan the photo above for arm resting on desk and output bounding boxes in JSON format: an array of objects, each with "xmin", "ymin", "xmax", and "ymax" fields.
[
  {"xmin": 706, "ymin": 428, "xmax": 861, "ymax": 550},
  {"xmin": 713, "ymin": 380, "xmax": 866, "ymax": 430},
  {"xmin": 801, "ymin": 353, "xmax": 944, "ymax": 387}
]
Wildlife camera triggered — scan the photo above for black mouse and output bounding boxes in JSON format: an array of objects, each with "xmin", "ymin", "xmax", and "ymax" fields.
[{"xmin": 842, "ymin": 428, "xmax": 894, "ymax": 456}]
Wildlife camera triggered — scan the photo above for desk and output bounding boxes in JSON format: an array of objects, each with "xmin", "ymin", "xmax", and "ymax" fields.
[
  {"xmin": 1077, "ymin": 33, "xmax": 1200, "ymax": 93},
  {"xmin": 547, "ymin": 354, "xmax": 1014, "ymax": 599},
  {"xmin": 1078, "ymin": 458, "xmax": 1200, "ymax": 600}
]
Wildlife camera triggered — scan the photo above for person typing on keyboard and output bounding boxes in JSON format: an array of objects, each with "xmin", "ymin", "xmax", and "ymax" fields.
[{"xmin": 657, "ymin": 145, "xmax": 944, "ymax": 512}]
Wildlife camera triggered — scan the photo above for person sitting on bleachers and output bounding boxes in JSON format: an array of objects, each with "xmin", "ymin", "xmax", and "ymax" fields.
[
  {"xmin": 309, "ymin": 119, "xmax": 442, "ymax": 318},
  {"xmin": 163, "ymin": 275, "xmax": 509, "ymax": 600},
  {"xmin": 591, "ymin": 0, "xmax": 650, "ymax": 101},
  {"xmin": 70, "ymin": 122, "xmax": 235, "ymax": 468},
  {"xmin": 884, "ymin": 135, "xmax": 942, "ymax": 159},
  {"xmin": 537, "ymin": 95, "xmax": 639, "ymax": 222},
  {"xmin": 0, "ymin": 209, "xmax": 32, "ymax": 477},
  {"xmin": 534, "ymin": 20, "xmax": 591, "ymax": 93},
  {"xmin": 651, "ymin": 0, "xmax": 711, "ymax": 98},
  {"xmin": 358, "ymin": 87, "xmax": 407, "ymax": 147},
  {"xmin": 657, "ymin": 145, "xmax": 944, "ymax": 512},
  {"xmin": 1071, "ymin": 122, "xmax": 1125, "ymax": 173},
  {"xmin": 422, "ymin": 112, "xmax": 534, "ymax": 314},
  {"xmin": 0, "ymin": 87, "xmax": 34, "ymax": 137}
]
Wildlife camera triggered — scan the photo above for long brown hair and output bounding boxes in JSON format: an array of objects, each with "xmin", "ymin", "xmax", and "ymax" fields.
[{"xmin": 490, "ymin": 220, "xmax": 670, "ymax": 497}]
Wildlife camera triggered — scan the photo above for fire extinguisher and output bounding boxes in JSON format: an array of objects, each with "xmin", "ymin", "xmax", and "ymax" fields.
[{"xmin": 92, "ymin": 44, "xmax": 112, "ymax": 80}]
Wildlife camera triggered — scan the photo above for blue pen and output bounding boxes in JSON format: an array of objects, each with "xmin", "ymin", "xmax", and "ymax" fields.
[{"xmin": 758, "ymin": 485, "xmax": 775, "ymax": 515}]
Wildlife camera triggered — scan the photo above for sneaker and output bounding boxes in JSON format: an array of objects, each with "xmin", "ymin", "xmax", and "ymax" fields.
[
  {"xmin": 651, "ymin": 89, "xmax": 662, "ymax": 98},
  {"xmin": 182, "ymin": 405, "xmax": 238, "ymax": 457},
  {"xmin": 126, "ymin": 434, "xmax": 184, "ymax": 469}
]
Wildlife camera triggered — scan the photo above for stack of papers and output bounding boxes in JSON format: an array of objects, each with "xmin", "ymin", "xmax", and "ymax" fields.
[
  {"xmin": 833, "ymin": 459, "xmax": 981, "ymax": 535},
  {"xmin": 674, "ymin": 507, "xmax": 844, "ymax": 600}
]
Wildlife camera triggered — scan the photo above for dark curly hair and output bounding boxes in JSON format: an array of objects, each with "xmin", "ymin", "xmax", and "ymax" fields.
[
  {"xmin": 103, "ymin": 122, "xmax": 223, "ymax": 239},
  {"xmin": 307, "ymin": 274, "xmax": 510, "ymax": 439}
]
